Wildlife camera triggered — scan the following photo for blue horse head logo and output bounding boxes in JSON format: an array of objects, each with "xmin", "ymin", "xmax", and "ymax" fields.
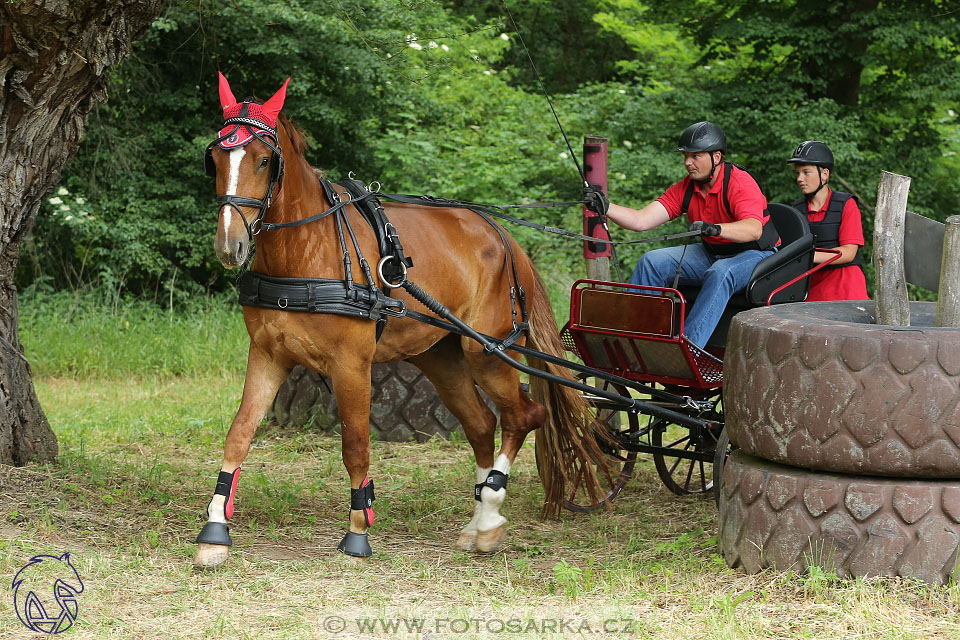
[{"xmin": 11, "ymin": 553, "xmax": 85, "ymax": 634}]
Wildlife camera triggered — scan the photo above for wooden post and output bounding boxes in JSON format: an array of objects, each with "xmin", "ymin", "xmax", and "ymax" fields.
[
  {"xmin": 873, "ymin": 171, "xmax": 911, "ymax": 326},
  {"xmin": 937, "ymin": 215, "xmax": 960, "ymax": 327},
  {"xmin": 583, "ymin": 135, "xmax": 611, "ymax": 281}
]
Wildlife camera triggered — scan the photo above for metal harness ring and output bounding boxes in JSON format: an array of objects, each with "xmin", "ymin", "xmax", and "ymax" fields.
[{"xmin": 377, "ymin": 256, "xmax": 407, "ymax": 289}]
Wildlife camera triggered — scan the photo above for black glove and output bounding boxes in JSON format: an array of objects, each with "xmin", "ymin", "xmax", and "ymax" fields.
[
  {"xmin": 689, "ymin": 220, "xmax": 722, "ymax": 237},
  {"xmin": 582, "ymin": 184, "xmax": 610, "ymax": 215}
]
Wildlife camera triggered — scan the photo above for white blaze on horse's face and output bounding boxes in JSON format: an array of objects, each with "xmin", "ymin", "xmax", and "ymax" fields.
[
  {"xmin": 223, "ymin": 147, "xmax": 246, "ymax": 233},
  {"xmin": 214, "ymin": 147, "xmax": 250, "ymax": 267}
]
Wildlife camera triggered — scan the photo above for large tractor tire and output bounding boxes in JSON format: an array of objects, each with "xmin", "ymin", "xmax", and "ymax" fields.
[
  {"xmin": 270, "ymin": 362, "xmax": 466, "ymax": 442},
  {"xmin": 718, "ymin": 451, "xmax": 960, "ymax": 584},
  {"xmin": 724, "ymin": 301, "xmax": 960, "ymax": 477}
]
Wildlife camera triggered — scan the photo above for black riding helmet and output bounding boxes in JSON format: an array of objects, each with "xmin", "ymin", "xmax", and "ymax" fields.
[
  {"xmin": 677, "ymin": 121, "xmax": 727, "ymax": 153},
  {"xmin": 787, "ymin": 140, "xmax": 834, "ymax": 171},
  {"xmin": 677, "ymin": 121, "xmax": 727, "ymax": 182},
  {"xmin": 788, "ymin": 140, "xmax": 834, "ymax": 200}
]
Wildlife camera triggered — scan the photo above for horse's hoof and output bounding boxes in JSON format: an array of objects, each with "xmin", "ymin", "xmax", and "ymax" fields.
[
  {"xmin": 194, "ymin": 543, "xmax": 230, "ymax": 569},
  {"xmin": 456, "ymin": 530, "xmax": 477, "ymax": 552},
  {"xmin": 337, "ymin": 531, "xmax": 372, "ymax": 558},
  {"xmin": 475, "ymin": 525, "xmax": 506, "ymax": 553}
]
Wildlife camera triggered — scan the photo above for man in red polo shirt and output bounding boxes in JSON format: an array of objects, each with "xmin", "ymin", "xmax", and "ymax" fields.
[
  {"xmin": 787, "ymin": 141, "xmax": 870, "ymax": 301},
  {"xmin": 583, "ymin": 121, "xmax": 778, "ymax": 349}
]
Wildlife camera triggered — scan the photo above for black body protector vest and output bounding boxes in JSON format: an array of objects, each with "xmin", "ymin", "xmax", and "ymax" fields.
[
  {"xmin": 792, "ymin": 191, "xmax": 864, "ymax": 273},
  {"xmin": 681, "ymin": 162, "xmax": 779, "ymax": 256}
]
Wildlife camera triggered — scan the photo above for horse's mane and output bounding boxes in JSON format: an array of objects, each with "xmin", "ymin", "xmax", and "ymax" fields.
[
  {"xmin": 277, "ymin": 113, "xmax": 326, "ymax": 179},
  {"xmin": 277, "ymin": 113, "xmax": 308, "ymax": 157}
]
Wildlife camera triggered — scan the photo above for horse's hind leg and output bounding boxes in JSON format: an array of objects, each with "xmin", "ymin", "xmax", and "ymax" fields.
[
  {"xmin": 413, "ymin": 337, "xmax": 546, "ymax": 553},
  {"xmin": 464, "ymin": 346, "xmax": 546, "ymax": 553},
  {"xmin": 407, "ymin": 338, "xmax": 498, "ymax": 552},
  {"xmin": 194, "ymin": 344, "xmax": 289, "ymax": 569}
]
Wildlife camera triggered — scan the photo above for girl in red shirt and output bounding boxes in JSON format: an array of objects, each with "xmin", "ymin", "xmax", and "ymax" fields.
[{"xmin": 787, "ymin": 141, "xmax": 870, "ymax": 301}]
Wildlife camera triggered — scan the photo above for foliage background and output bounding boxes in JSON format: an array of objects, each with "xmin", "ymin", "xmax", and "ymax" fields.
[{"xmin": 17, "ymin": 0, "xmax": 960, "ymax": 305}]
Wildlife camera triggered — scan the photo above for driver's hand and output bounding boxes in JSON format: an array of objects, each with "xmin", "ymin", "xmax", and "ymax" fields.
[
  {"xmin": 582, "ymin": 184, "xmax": 610, "ymax": 215},
  {"xmin": 689, "ymin": 220, "xmax": 722, "ymax": 237}
]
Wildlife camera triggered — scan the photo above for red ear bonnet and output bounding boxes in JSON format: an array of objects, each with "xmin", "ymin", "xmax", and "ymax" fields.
[
  {"xmin": 216, "ymin": 74, "xmax": 291, "ymax": 150},
  {"xmin": 218, "ymin": 71, "xmax": 238, "ymax": 111},
  {"xmin": 261, "ymin": 77, "xmax": 290, "ymax": 124}
]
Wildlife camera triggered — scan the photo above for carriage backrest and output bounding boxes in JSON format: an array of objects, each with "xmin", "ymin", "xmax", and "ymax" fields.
[
  {"xmin": 767, "ymin": 202, "xmax": 811, "ymax": 247},
  {"xmin": 742, "ymin": 203, "xmax": 815, "ymax": 306}
]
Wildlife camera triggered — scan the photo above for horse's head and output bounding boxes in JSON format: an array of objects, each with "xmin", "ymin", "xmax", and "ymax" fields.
[{"xmin": 207, "ymin": 72, "xmax": 290, "ymax": 267}]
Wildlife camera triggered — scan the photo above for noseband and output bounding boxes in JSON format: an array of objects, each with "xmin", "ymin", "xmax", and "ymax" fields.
[{"xmin": 206, "ymin": 107, "xmax": 285, "ymax": 242}]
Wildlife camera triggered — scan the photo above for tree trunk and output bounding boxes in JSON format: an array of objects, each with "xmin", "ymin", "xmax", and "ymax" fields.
[{"xmin": 0, "ymin": 0, "xmax": 165, "ymax": 465}]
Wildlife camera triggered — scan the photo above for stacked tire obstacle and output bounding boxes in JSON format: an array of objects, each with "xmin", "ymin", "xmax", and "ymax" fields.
[
  {"xmin": 270, "ymin": 362, "xmax": 467, "ymax": 442},
  {"xmin": 719, "ymin": 301, "xmax": 960, "ymax": 584}
]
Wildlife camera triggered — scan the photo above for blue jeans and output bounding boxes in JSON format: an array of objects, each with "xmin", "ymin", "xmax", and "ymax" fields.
[{"xmin": 628, "ymin": 244, "xmax": 775, "ymax": 348}]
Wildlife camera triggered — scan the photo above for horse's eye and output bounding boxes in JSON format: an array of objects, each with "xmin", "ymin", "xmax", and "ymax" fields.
[{"xmin": 259, "ymin": 157, "xmax": 270, "ymax": 170}]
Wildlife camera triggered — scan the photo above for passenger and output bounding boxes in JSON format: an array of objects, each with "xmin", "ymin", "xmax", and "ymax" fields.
[
  {"xmin": 582, "ymin": 121, "xmax": 778, "ymax": 349},
  {"xmin": 787, "ymin": 141, "xmax": 870, "ymax": 301}
]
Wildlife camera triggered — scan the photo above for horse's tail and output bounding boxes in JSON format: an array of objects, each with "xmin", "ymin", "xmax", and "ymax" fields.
[{"xmin": 526, "ymin": 273, "xmax": 611, "ymax": 518}]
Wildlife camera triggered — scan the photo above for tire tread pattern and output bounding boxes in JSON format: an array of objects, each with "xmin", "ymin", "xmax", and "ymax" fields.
[
  {"xmin": 269, "ymin": 362, "xmax": 466, "ymax": 441},
  {"xmin": 725, "ymin": 302, "xmax": 960, "ymax": 477},
  {"xmin": 718, "ymin": 451, "xmax": 960, "ymax": 585}
]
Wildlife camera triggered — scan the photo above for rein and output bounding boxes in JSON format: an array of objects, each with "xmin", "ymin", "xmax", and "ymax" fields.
[
  {"xmin": 250, "ymin": 184, "xmax": 700, "ymax": 247},
  {"xmin": 375, "ymin": 192, "xmax": 702, "ymax": 246}
]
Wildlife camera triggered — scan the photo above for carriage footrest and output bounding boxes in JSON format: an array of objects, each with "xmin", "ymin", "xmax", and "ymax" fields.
[{"xmin": 559, "ymin": 323, "xmax": 580, "ymax": 356}]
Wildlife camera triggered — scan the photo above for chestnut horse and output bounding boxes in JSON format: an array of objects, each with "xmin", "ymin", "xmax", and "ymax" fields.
[{"xmin": 194, "ymin": 73, "xmax": 607, "ymax": 568}]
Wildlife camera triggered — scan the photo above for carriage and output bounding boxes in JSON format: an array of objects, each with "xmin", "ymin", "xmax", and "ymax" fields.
[
  {"xmin": 196, "ymin": 72, "xmax": 840, "ymax": 567},
  {"xmin": 551, "ymin": 202, "xmax": 836, "ymax": 510}
]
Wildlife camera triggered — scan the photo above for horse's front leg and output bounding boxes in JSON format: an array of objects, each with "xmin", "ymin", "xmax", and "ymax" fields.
[
  {"xmin": 193, "ymin": 344, "xmax": 289, "ymax": 569},
  {"xmin": 330, "ymin": 364, "xmax": 376, "ymax": 558}
]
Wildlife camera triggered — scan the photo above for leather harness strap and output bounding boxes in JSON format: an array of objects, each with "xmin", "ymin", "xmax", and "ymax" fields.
[
  {"xmin": 239, "ymin": 176, "xmax": 530, "ymax": 345},
  {"xmin": 237, "ymin": 271, "xmax": 406, "ymax": 321},
  {"xmin": 240, "ymin": 178, "xmax": 410, "ymax": 341}
]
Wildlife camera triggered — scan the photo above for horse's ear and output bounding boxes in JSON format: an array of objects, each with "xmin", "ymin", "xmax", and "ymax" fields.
[
  {"xmin": 261, "ymin": 77, "xmax": 290, "ymax": 123},
  {"xmin": 218, "ymin": 71, "xmax": 237, "ymax": 110}
]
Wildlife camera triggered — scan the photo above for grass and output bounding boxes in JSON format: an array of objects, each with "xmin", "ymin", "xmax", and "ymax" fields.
[
  {"xmin": 18, "ymin": 287, "xmax": 248, "ymax": 379},
  {"xmin": 3, "ymin": 293, "xmax": 960, "ymax": 638}
]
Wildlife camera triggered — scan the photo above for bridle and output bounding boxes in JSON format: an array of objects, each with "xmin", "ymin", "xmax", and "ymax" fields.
[{"xmin": 205, "ymin": 103, "xmax": 285, "ymax": 243}]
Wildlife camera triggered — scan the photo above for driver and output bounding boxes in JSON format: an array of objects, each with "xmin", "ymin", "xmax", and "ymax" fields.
[{"xmin": 583, "ymin": 121, "xmax": 778, "ymax": 349}]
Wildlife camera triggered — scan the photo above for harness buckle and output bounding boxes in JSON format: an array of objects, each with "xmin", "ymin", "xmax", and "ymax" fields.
[{"xmin": 377, "ymin": 256, "xmax": 407, "ymax": 289}]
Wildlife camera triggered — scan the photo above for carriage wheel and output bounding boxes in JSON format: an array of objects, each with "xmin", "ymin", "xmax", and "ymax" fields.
[
  {"xmin": 535, "ymin": 380, "xmax": 639, "ymax": 512},
  {"xmin": 650, "ymin": 396, "xmax": 724, "ymax": 496},
  {"xmin": 565, "ymin": 380, "xmax": 640, "ymax": 512}
]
